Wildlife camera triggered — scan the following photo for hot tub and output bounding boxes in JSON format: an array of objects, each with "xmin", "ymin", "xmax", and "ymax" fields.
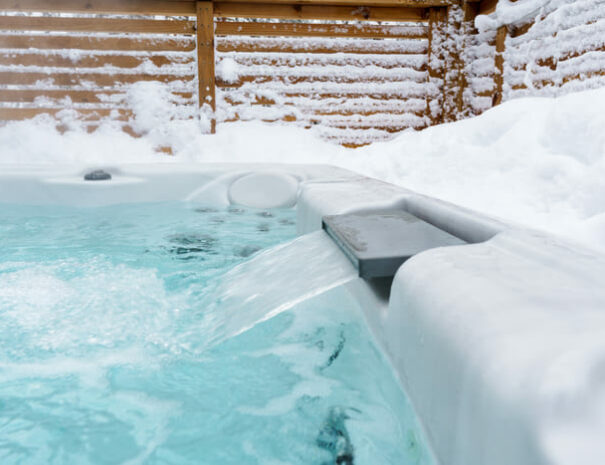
[{"xmin": 1, "ymin": 163, "xmax": 604, "ymax": 465}]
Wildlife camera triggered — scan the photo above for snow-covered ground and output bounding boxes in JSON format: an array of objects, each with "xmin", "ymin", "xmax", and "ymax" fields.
[{"xmin": 1, "ymin": 83, "xmax": 605, "ymax": 253}]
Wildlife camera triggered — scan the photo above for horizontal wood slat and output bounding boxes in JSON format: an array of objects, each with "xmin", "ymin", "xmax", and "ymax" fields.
[
  {"xmin": 216, "ymin": 72, "xmax": 427, "ymax": 87},
  {"xmin": 1, "ymin": 0, "xmax": 437, "ymax": 21},
  {"xmin": 215, "ymin": 21, "xmax": 427, "ymax": 39},
  {"xmin": 0, "ymin": 107, "xmax": 132, "ymax": 121},
  {"xmin": 0, "ymin": 71, "xmax": 194, "ymax": 87},
  {"xmin": 218, "ymin": 53, "xmax": 427, "ymax": 69},
  {"xmin": 511, "ymin": 68, "xmax": 605, "ymax": 90},
  {"xmin": 225, "ymin": 103, "xmax": 426, "ymax": 118},
  {"xmin": 213, "ymin": 3, "xmax": 427, "ymax": 21},
  {"xmin": 217, "ymin": 37, "xmax": 427, "ymax": 54},
  {"xmin": 0, "ymin": 34, "xmax": 195, "ymax": 52},
  {"xmin": 0, "ymin": 53, "xmax": 194, "ymax": 69},
  {"xmin": 221, "ymin": 88, "xmax": 429, "ymax": 99},
  {"xmin": 217, "ymin": 0, "xmax": 449, "ymax": 6},
  {"xmin": 221, "ymin": 93, "xmax": 427, "ymax": 105},
  {"xmin": 0, "ymin": 16, "xmax": 196, "ymax": 34},
  {"xmin": 0, "ymin": 89, "xmax": 194, "ymax": 103},
  {"xmin": 0, "ymin": 0, "xmax": 197, "ymax": 15}
]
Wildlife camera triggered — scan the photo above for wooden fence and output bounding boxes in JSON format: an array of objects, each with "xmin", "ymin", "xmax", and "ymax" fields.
[
  {"xmin": 0, "ymin": 0, "xmax": 603, "ymax": 147},
  {"xmin": 463, "ymin": 0, "xmax": 605, "ymax": 112},
  {"xmin": 502, "ymin": 0, "xmax": 605, "ymax": 100},
  {"xmin": 0, "ymin": 6, "xmax": 198, "ymax": 135}
]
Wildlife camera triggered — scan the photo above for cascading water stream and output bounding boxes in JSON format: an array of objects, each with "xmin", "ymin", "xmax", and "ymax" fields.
[{"xmin": 192, "ymin": 230, "xmax": 358, "ymax": 349}]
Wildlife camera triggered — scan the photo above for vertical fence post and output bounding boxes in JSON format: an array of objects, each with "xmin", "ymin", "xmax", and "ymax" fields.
[
  {"xmin": 196, "ymin": 0, "xmax": 216, "ymax": 133},
  {"xmin": 456, "ymin": 1, "xmax": 478, "ymax": 116},
  {"xmin": 429, "ymin": 1, "xmax": 478, "ymax": 124},
  {"xmin": 427, "ymin": 7, "xmax": 446, "ymax": 125},
  {"xmin": 493, "ymin": 25, "xmax": 507, "ymax": 106}
]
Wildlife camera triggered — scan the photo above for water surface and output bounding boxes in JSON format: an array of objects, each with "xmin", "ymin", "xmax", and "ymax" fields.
[{"xmin": 0, "ymin": 202, "xmax": 434, "ymax": 465}]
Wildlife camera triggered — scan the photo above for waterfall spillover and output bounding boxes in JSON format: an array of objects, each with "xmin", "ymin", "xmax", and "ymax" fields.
[{"xmin": 196, "ymin": 231, "xmax": 358, "ymax": 349}]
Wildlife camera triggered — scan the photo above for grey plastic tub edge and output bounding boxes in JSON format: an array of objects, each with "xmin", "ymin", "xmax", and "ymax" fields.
[{"xmin": 322, "ymin": 210, "xmax": 466, "ymax": 279}]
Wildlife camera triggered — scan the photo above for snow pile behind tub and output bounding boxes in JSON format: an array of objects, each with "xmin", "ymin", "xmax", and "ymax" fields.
[{"xmin": 1, "ymin": 82, "xmax": 605, "ymax": 252}]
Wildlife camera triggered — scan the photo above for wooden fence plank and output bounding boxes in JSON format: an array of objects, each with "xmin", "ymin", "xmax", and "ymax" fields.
[
  {"xmin": 219, "ymin": 53, "xmax": 427, "ymax": 70},
  {"xmin": 215, "ymin": 21, "xmax": 427, "ymax": 39},
  {"xmin": 494, "ymin": 25, "xmax": 506, "ymax": 105},
  {"xmin": 0, "ymin": 0, "xmax": 196, "ymax": 15},
  {"xmin": 213, "ymin": 3, "xmax": 427, "ymax": 21},
  {"xmin": 222, "ymin": 93, "xmax": 428, "ymax": 106},
  {"xmin": 2, "ymin": 0, "xmax": 432, "ymax": 22},
  {"xmin": 0, "ymin": 34, "xmax": 195, "ymax": 52},
  {"xmin": 222, "ymin": 89, "xmax": 429, "ymax": 99},
  {"xmin": 0, "ymin": 53, "xmax": 194, "ymax": 69},
  {"xmin": 197, "ymin": 0, "xmax": 216, "ymax": 133},
  {"xmin": 0, "ymin": 72, "xmax": 194, "ymax": 87},
  {"xmin": 216, "ymin": 38, "xmax": 428, "ymax": 54},
  {"xmin": 216, "ymin": 72, "xmax": 427, "ymax": 87},
  {"xmin": 217, "ymin": 0, "xmax": 450, "ymax": 6},
  {"xmin": 456, "ymin": 1, "xmax": 478, "ymax": 114},
  {"xmin": 478, "ymin": 0, "xmax": 498, "ymax": 15},
  {"xmin": 426, "ymin": 6, "xmax": 442, "ymax": 124},
  {"xmin": 0, "ymin": 16, "xmax": 196, "ymax": 34},
  {"xmin": 0, "ymin": 89, "xmax": 194, "ymax": 103},
  {"xmin": 0, "ymin": 107, "xmax": 132, "ymax": 121}
]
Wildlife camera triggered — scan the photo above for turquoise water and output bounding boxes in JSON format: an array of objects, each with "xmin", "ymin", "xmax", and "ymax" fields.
[{"xmin": 0, "ymin": 202, "xmax": 434, "ymax": 465}]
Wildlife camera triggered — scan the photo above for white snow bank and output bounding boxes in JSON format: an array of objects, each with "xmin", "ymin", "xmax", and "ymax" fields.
[{"xmin": 1, "ymin": 84, "xmax": 605, "ymax": 252}]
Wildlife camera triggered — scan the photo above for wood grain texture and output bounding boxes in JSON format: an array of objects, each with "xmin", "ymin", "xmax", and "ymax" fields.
[
  {"xmin": 216, "ymin": 38, "xmax": 427, "ymax": 54},
  {"xmin": 215, "ymin": 20, "xmax": 427, "ymax": 39},
  {"xmin": 0, "ymin": 0, "xmax": 196, "ymax": 15},
  {"xmin": 0, "ymin": 34, "xmax": 195, "ymax": 52},
  {"xmin": 0, "ymin": 72, "xmax": 194, "ymax": 87},
  {"xmin": 494, "ymin": 25, "xmax": 506, "ymax": 106},
  {"xmin": 218, "ymin": 0, "xmax": 449, "ymax": 5},
  {"xmin": 214, "ymin": 3, "xmax": 427, "ymax": 21},
  {"xmin": 0, "ymin": 89, "xmax": 193, "ymax": 103},
  {"xmin": 0, "ymin": 16, "xmax": 195, "ymax": 34},
  {"xmin": 0, "ymin": 53, "xmax": 194, "ymax": 69},
  {"xmin": 197, "ymin": 0, "xmax": 216, "ymax": 133}
]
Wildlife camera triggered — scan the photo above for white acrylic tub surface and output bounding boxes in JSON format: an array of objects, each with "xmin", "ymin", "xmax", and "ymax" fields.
[{"xmin": 1, "ymin": 163, "xmax": 603, "ymax": 465}]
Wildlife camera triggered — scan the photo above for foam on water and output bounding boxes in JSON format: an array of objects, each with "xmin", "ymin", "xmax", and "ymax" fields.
[{"xmin": 0, "ymin": 202, "xmax": 435, "ymax": 465}]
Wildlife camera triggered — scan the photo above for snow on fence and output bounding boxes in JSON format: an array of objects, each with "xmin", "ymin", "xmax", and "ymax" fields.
[
  {"xmin": 0, "ymin": 11, "xmax": 198, "ymax": 137},
  {"xmin": 1, "ymin": 0, "xmax": 605, "ymax": 147},
  {"xmin": 0, "ymin": 1, "xmax": 438, "ymax": 147},
  {"xmin": 470, "ymin": 0, "xmax": 605, "ymax": 105},
  {"xmin": 215, "ymin": 21, "xmax": 432, "ymax": 146}
]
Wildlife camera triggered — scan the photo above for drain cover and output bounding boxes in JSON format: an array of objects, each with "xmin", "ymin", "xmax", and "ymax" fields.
[
  {"xmin": 322, "ymin": 210, "xmax": 465, "ymax": 278},
  {"xmin": 84, "ymin": 169, "xmax": 112, "ymax": 181}
]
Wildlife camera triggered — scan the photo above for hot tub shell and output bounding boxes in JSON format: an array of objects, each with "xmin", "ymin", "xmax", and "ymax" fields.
[{"xmin": 1, "ymin": 163, "xmax": 603, "ymax": 465}]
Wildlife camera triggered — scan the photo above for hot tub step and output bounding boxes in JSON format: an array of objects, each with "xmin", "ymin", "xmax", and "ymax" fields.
[{"xmin": 322, "ymin": 210, "xmax": 465, "ymax": 279}]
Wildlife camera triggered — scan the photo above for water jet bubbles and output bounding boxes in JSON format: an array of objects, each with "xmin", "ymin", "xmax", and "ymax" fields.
[
  {"xmin": 256, "ymin": 211, "xmax": 274, "ymax": 218},
  {"xmin": 210, "ymin": 216, "xmax": 226, "ymax": 225},
  {"xmin": 194, "ymin": 207, "xmax": 219, "ymax": 214},
  {"xmin": 317, "ymin": 407, "xmax": 355, "ymax": 465},
  {"xmin": 165, "ymin": 233, "xmax": 218, "ymax": 260},
  {"xmin": 228, "ymin": 206, "xmax": 246, "ymax": 215},
  {"xmin": 233, "ymin": 244, "xmax": 262, "ymax": 258}
]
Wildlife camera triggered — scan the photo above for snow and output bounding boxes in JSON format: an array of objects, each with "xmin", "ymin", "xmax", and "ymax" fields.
[
  {"xmin": 1, "ymin": 83, "xmax": 605, "ymax": 254},
  {"xmin": 215, "ymin": 57, "xmax": 240, "ymax": 84},
  {"xmin": 386, "ymin": 228, "xmax": 605, "ymax": 465},
  {"xmin": 294, "ymin": 168, "xmax": 605, "ymax": 465},
  {"xmin": 472, "ymin": 0, "xmax": 605, "ymax": 103}
]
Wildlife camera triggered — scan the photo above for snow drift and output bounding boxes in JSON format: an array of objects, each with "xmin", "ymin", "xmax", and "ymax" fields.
[{"xmin": 1, "ymin": 82, "xmax": 604, "ymax": 252}]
